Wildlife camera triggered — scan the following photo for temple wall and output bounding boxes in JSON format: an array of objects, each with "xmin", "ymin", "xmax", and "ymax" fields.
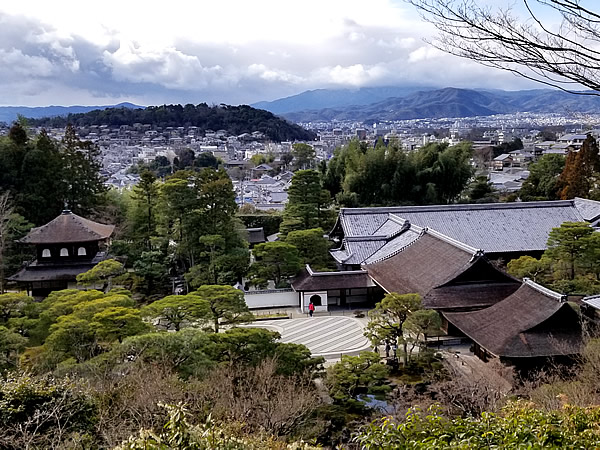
[{"xmin": 244, "ymin": 289, "xmax": 297, "ymax": 309}]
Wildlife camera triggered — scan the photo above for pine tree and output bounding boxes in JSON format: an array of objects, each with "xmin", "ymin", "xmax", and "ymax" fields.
[
  {"xmin": 131, "ymin": 171, "xmax": 159, "ymax": 250},
  {"xmin": 280, "ymin": 170, "xmax": 322, "ymax": 235}
]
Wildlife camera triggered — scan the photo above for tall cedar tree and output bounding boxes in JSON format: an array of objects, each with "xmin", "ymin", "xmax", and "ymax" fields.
[
  {"xmin": 559, "ymin": 135, "xmax": 600, "ymax": 199},
  {"xmin": 60, "ymin": 124, "xmax": 106, "ymax": 215},
  {"xmin": 281, "ymin": 170, "xmax": 322, "ymax": 235},
  {"xmin": 131, "ymin": 171, "xmax": 159, "ymax": 250}
]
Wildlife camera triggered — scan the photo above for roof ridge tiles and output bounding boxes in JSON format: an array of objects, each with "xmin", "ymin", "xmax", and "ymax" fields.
[
  {"xmin": 305, "ymin": 264, "xmax": 367, "ymax": 276},
  {"xmin": 522, "ymin": 278, "xmax": 566, "ymax": 302},
  {"xmin": 424, "ymin": 227, "xmax": 481, "ymax": 256},
  {"xmin": 365, "ymin": 224, "xmax": 426, "ymax": 265},
  {"xmin": 345, "ymin": 235, "xmax": 388, "ymax": 242},
  {"xmin": 387, "ymin": 214, "xmax": 409, "ymax": 227},
  {"xmin": 340, "ymin": 200, "xmax": 577, "ymax": 215}
]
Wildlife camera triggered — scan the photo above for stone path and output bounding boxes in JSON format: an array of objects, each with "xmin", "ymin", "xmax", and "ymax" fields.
[{"xmin": 248, "ymin": 316, "xmax": 371, "ymax": 359}]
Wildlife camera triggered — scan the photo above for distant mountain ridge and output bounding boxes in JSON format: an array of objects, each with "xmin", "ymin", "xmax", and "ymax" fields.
[
  {"xmin": 0, "ymin": 102, "xmax": 141, "ymax": 124},
  {"xmin": 251, "ymin": 86, "xmax": 437, "ymax": 115},
  {"xmin": 256, "ymin": 87, "xmax": 600, "ymax": 122}
]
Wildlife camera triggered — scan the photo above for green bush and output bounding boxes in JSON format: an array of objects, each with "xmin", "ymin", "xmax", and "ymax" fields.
[{"xmin": 354, "ymin": 401, "xmax": 600, "ymax": 449}]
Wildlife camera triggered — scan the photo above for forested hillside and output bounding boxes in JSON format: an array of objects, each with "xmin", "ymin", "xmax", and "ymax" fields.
[{"xmin": 28, "ymin": 103, "xmax": 316, "ymax": 142}]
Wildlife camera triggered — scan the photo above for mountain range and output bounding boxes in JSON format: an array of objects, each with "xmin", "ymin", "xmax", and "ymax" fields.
[
  {"xmin": 251, "ymin": 86, "xmax": 436, "ymax": 115},
  {"xmin": 5, "ymin": 86, "xmax": 600, "ymax": 126},
  {"xmin": 254, "ymin": 87, "xmax": 600, "ymax": 122},
  {"xmin": 0, "ymin": 102, "xmax": 142, "ymax": 124}
]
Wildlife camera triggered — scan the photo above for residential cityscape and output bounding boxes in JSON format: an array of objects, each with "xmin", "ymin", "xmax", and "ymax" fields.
[{"xmin": 0, "ymin": 109, "xmax": 595, "ymax": 205}]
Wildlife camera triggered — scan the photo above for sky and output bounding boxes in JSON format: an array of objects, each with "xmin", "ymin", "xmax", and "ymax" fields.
[{"xmin": 0, "ymin": 0, "xmax": 559, "ymax": 107}]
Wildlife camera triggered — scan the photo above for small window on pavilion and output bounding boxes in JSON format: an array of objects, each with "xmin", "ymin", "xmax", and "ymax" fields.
[
  {"xmin": 42, "ymin": 249, "xmax": 51, "ymax": 258},
  {"xmin": 60, "ymin": 248, "xmax": 69, "ymax": 257},
  {"xmin": 77, "ymin": 247, "xmax": 87, "ymax": 256}
]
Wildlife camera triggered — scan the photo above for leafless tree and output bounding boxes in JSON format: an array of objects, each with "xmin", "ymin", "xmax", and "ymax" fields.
[
  {"xmin": 193, "ymin": 359, "xmax": 322, "ymax": 437},
  {"xmin": 85, "ymin": 364, "xmax": 187, "ymax": 448},
  {"xmin": 389, "ymin": 358, "xmax": 514, "ymax": 419},
  {"xmin": 406, "ymin": 0, "xmax": 600, "ymax": 94}
]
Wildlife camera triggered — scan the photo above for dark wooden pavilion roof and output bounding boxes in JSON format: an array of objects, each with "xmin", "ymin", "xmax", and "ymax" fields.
[
  {"xmin": 445, "ymin": 280, "xmax": 583, "ymax": 358},
  {"xmin": 425, "ymin": 281, "xmax": 520, "ymax": 311},
  {"xmin": 365, "ymin": 228, "xmax": 519, "ymax": 310},
  {"xmin": 19, "ymin": 210, "xmax": 115, "ymax": 244},
  {"xmin": 366, "ymin": 230, "xmax": 477, "ymax": 295},
  {"xmin": 292, "ymin": 265, "xmax": 374, "ymax": 292},
  {"xmin": 9, "ymin": 263, "xmax": 97, "ymax": 282},
  {"xmin": 246, "ymin": 227, "xmax": 266, "ymax": 244},
  {"xmin": 8, "ymin": 252, "xmax": 108, "ymax": 283}
]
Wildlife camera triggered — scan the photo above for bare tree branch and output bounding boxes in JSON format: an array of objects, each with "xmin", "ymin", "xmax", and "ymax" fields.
[{"xmin": 406, "ymin": 0, "xmax": 600, "ymax": 94}]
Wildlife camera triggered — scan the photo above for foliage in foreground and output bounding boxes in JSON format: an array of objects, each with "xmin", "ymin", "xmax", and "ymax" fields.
[
  {"xmin": 355, "ymin": 401, "xmax": 600, "ymax": 449},
  {"xmin": 117, "ymin": 402, "xmax": 319, "ymax": 450},
  {"xmin": 0, "ymin": 372, "xmax": 97, "ymax": 449}
]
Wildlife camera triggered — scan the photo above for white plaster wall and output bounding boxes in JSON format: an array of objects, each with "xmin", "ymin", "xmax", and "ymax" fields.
[
  {"xmin": 244, "ymin": 290, "xmax": 298, "ymax": 309},
  {"xmin": 302, "ymin": 291, "xmax": 328, "ymax": 312}
]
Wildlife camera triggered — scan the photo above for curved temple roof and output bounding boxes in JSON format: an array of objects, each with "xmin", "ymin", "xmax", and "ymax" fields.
[
  {"xmin": 444, "ymin": 279, "xmax": 582, "ymax": 358},
  {"xmin": 20, "ymin": 210, "xmax": 115, "ymax": 244}
]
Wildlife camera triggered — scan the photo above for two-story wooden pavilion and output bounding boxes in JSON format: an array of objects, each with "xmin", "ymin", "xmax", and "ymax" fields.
[{"xmin": 9, "ymin": 210, "xmax": 114, "ymax": 297}]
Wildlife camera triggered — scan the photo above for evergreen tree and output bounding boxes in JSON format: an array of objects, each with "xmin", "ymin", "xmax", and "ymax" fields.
[
  {"xmin": 250, "ymin": 242, "xmax": 302, "ymax": 288},
  {"xmin": 60, "ymin": 124, "xmax": 106, "ymax": 215},
  {"xmin": 131, "ymin": 171, "xmax": 159, "ymax": 250},
  {"xmin": 520, "ymin": 154, "xmax": 565, "ymax": 201},
  {"xmin": 292, "ymin": 143, "xmax": 316, "ymax": 170},
  {"xmin": 546, "ymin": 222, "xmax": 593, "ymax": 280},
  {"xmin": 285, "ymin": 228, "xmax": 330, "ymax": 270},
  {"xmin": 281, "ymin": 170, "xmax": 322, "ymax": 234}
]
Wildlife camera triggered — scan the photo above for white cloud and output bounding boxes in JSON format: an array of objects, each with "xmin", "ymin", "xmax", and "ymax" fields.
[
  {"xmin": 408, "ymin": 46, "xmax": 444, "ymax": 63},
  {"xmin": 247, "ymin": 64, "xmax": 303, "ymax": 84},
  {"xmin": 0, "ymin": 1, "xmax": 546, "ymax": 106},
  {"xmin": 103, "ymin": 42, "xmax": 223, "ymax": 90},
  {"xmin": 314, "ymin": 64, "xmax": 389, "ymax": 86},
  {"xmin": 0, "ymin": 48, "xmax": 54, "ymax": 77}
]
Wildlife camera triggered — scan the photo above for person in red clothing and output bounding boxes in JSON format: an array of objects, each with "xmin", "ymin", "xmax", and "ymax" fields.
[{"xmin": 308, "ymin": 301, "xmax": 315, "ymax": 317}]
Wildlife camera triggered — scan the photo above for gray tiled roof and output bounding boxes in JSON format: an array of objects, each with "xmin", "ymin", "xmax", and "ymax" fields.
[
  {"xmin": 583, "ymin": 295, "xmax": 600, "ymax": 310},
  {"xmin": 364, "ymin": 227, "xmax": 422, "ymax": 264},
  {"xmin": 373, "ymin": 220, "xmax": 401, "ymax": 237},
  {"xmin": 335, "ymin": 199, "xmax": 600, "ymax": 254},
  {"xmin": 341, "ymin": 213, "xmax": 389, "ymax": 236},
  {"xmin": 332, "ymin": 239, "xmax": 386, "ymax": 265},
  {"xmin": 574, "ymin": 198, "xmax": 600, "ymax": 223}
]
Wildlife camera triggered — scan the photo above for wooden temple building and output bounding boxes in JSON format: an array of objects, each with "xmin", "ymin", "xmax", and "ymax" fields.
[
  {"xmin": 292, "ymin": 265, "xmax": 383, "ymax": 312},
  {"xmin": 366, "ymin": 225, "xmax": 521, "ymax": 313},
  {"xmin": 286, "ymin": 198, "xmax": 597, "ymax": 366},
  {"xmin": 9, "ymin": 210, "xmax": 114, "ymax": 297},
  {"xmin": 445, "ymin": 279, "xmax": 583, "ymax": 367}
]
